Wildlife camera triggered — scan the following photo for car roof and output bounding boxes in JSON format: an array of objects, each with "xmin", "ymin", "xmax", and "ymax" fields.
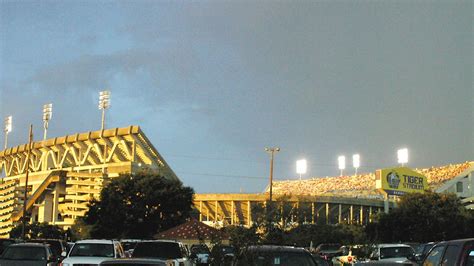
[
  {"xmin": 377, "ymin": 244, "xmax": 412, "ymax": 248},
  {"xmin": 100, "ymin": 258, "xmax": 167, "ymax": 265},
  {"xmin": 9, "ymin": 243, "xmax": 49, "ymax": 248},
  {"xmin": 139, "ymin": 240, "xmax": 181, "ymax": 244},
  {"xmin": 75, "ymin": 239, "xmax": 117, "ymax": 244},
  {"xmin": 246, "ymin": 245, "xmax": 309, "ymax": 253},
  {"xmin": 435, "ymin": 238, "xmax": 474, "ymax": 245}
]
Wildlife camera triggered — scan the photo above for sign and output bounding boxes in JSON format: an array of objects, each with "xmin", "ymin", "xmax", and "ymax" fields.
[{"xmin": 375, "ymin": 167, "xmax": 428, "ymax": 196}]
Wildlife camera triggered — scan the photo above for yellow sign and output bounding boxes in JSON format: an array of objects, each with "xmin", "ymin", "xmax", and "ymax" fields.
[{"xmin": 375, "ymin": 167, "xmax": 428, "ymax": 196}]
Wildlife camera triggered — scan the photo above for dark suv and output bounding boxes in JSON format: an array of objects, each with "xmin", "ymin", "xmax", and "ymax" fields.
[
  {"xmin": 27, "ymin": 239, "xmax": 68, "ymax": 260},
  {"xmin": 422, "ymin": 238, "xmax": 474, "ymax": 266},
  {"xmin": 234, "ymin": 245, "xmax": 318, "ymax": 266}
]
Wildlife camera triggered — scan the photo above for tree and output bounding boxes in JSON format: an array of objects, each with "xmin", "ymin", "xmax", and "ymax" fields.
[
  {"xmin": 369, "ymin": 192, "xmax": 473, "ymax": 242},
  {"xmin": 80, "ymin": 172, "xmax": 194, "ymax": 239},
  {"xmin": 10, "ymin": 222, "xmax": 65, "ymax": 239}
]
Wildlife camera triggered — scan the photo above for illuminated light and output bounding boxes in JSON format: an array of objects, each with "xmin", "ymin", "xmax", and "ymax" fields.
[
  {"xmin": 99, "ymin": 90, "xmax": 111, "ymax": 130},
  {"xmin": 296, "ymin": 159, "xmax": 307, "ymax": 175},
  {"xmin": 352, "ymin": 154, "xmax": 360, "ymax": 168},
  {"xmin": 338, "ymin": 156, "xmax": 346, "ymax": 170},
  {"xmin": 4, "ymin": 116, "xmax": 12, "ymax": 133},
  {"xmin": 397, "ymin": 148, "xmax": 408, "ymax": 165},
  {"xmin": 42, "ymin": 103, "xmax": 53, "ymax": 122}
]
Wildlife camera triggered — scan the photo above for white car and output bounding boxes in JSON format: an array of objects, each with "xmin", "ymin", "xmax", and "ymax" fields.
[
  {"xmin": 61, "ymin": 239, "xmax": 125, "ymax": 266},
  {"xmin": 366, "ymin": 244, "xmax": 416, "ymax": 264},
  {"xmin": 132, "ymin": 240, "xmax": 193, "ymax": 266}
]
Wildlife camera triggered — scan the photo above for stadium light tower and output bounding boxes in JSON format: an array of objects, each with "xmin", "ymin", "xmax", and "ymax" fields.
[
  {"xmin": 265, "ymin": 147, "xmax": 280, "ymax": 202},
  {"xmin": 296, "ymin": 159, "xmax": 307, "ymax": 180},
  {"xmin": 42, "ymin": 103, "xmax": 53, "ymax": 140},
  {"xmin": 353, "ymin": 154, "xmax": 360, "ymax": 175},
  {"xmin": 98, "ymin": 90, "xmax": 111, "ymax": 130},
  {"xmin": 338, "ymin": 155, "xmax": 346, "ymax": 176},
  {"xmin": 3, "ymin": 116, "xmax": 12, "ymax": 150},
  {"xmin": 397, "ymin": 148, "xmax": 408, "ymax": 167}
]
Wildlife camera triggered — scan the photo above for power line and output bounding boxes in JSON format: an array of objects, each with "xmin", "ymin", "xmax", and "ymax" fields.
[{"xmin": 177, "ymin": 171, "xmax": 267, "ymax": 180}]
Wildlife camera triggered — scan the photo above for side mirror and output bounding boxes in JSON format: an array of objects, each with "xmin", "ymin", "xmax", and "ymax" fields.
[
  {"xmin": 61, "ymin": 251, "xmax": 67, "ymax": 257},
  {"xmin": 407, "ymin": 254, "xmax": 416, "ymax": 261}
]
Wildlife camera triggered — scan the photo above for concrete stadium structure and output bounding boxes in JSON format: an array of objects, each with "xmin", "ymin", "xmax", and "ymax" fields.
[{"xmin": 0, "ymin": 126, "xmax": 472, "ymax": 237}]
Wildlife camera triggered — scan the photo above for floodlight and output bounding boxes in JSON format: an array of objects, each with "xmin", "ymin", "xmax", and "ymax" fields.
[
  {"xmin": 296, "ymin": 159, "xmax": 307, "ymax": 180},
  {"xmin": 397, "ymin": 148, "xmax": 408, "ymax": 166},
  {"xmin": 3, "ymin": 116, "xmax": 12, "ymax": 150},
  {"xmin": 4, "ymin": 116, "xmax": 12, "ymax": 133},
  {"xmin": 353, "ymin": 154, "xmax": 360, "ymax": 168},
  {"xmin": 42, "ymin": 103, "xmax": 53, "ymax": 121},
  {"xmin": 98, "ymin": 90, "xmax": 111, "ymax": 130},
  {"xmin": 338, "ymin": 156, "xmax": 346, "ymax": 170}
]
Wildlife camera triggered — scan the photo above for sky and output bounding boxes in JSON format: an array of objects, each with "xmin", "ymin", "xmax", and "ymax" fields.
[{"xmin": 0, "ymin": 1, "xmax": 472, "ymax": 194}]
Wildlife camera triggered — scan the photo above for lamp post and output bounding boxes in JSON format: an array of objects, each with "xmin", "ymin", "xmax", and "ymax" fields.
[
  {"xmin": 296, "ymin": 159, "xmax": 307, "ymax": 180},
  {"xmin": 338, "ymin": 155, "xmax": 346, "ymax": 176},
  {"xmin": 353, "ymin": 154, "xmax": 360, "ymax": 175},
  {"xmin": 98, "ymin": 90, "xmax": 111, "ymax": 130},
  {"xmin": 265, "ymin": 147, "xmax": 280, "ymax": 202},
  {"xmin": 397, "ymin": 148, "xmax": 408, "ymax": 167},
  {"xmin": 42, "ymin": 103, "xmax": 52, "ymax": 140},
  {"xmin": 3, "ymin": 116, "xmax": 12, "ymax": 150}
]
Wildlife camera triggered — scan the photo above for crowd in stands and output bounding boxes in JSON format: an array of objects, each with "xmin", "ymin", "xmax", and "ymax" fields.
[{"xmin": 270, "ymin": 161, "xmax": 473, "ymax": 198}]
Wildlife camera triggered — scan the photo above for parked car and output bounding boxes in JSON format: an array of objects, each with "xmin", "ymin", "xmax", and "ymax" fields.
[
  {"xmin": 332, "ymin": 246, "xmax": 357, "ymax": 265},
  {"xmin": 0, "ymin": 238, "xmax": 18, "ymax": 255},
  {"xmin": 421, "ymin": 238, "xmax": 474, "ymax": 266},
  {"xmin": 210, "ymin": 244, "xmax": 235, "ymax": 266},
  {"xmin": 61, "ymin": 239, "xmax": 125, "ymax": 265},
  {"xmin": 414, "ymin": 242, "xmax": 437, "ymax": 262},
  {"xmin": 132, "ymin": 240, "xmax": 193, "ymax": 266},
  {"xmin": 0, "ymin": 242, "xmax": 59, "ymax": 266},
  {"xmin": 190, "ymin": 244, "xmax": 211, "ymax": 265},
  {"xmin": 366, "ymin": 244, "xmax": 416, "ymax": 264},
  {"xmin": 234, "ymin": 245, "xmax": 319, "ymax": 266},
  {"xmin": 99, "ymin": 258, "xmax": 170, "ymax": 265},
  {"xmin": 28, "ymin": 239, "xmax": 68, "ymax": 261},
  {"xmin": 315, "ymin": 243, "xmax": 343, "ymax": 263}
]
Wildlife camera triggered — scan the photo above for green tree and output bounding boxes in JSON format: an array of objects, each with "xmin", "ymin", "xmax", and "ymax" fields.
[
  {"xmin": 369, "ymin": 192, "xmax": 473, "ymax": 242},
  {"xmin": 10, "ymin": 222, "xmax": 65, "ymax": 240},
  {"xmin": 80, "ymin": 172, "xmax": 194, "ymax": 239}
]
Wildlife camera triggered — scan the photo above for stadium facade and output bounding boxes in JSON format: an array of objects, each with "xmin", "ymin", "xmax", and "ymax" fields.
[{"xmin": 0, "ymin": 126, "xmax": 472, "ymax": 237}]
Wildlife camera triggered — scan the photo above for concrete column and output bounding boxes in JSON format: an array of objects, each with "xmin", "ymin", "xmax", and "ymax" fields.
[
  {"xmin": 325, "ymin": 203, "xmax": 329, "ymax": 224},
  {"xmin": 350, "ymin": 205, "xmax": 353, "ymax": 224},
  {"xmin": 360, "ymin": 206, "xmax": 364, "ymax": 224},
  {"xmin": 369, "ymin": 206, "xmax": 373, "ymax": 222},
  {"xmin": 338, "ymin": 204, "xmax": 342, "ymax": 224},
  {"xmin": 214, "ymin": 201, "xmax": 218, "ymax": 223},
  {"xmin": 231, "ymin": 201, "xmax": 234, "ymax": 225},
  {"xmin": 311, "ymin": 202, "xmax": 315, "ymax": 224},
  {"xmin": 199, "ymin": 201, "xmax": 203, "ymax": 222},
  {"xmin": 247, "ymin": 201, "xmax": 251, "ymax": 227}
]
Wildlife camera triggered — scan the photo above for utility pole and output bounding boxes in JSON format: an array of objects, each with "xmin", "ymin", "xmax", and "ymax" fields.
[
  {"xmin": 265, "ymin": 147, "xmax": 280, "ymax": 202},
  {"xmin": 21, "ymin": 125, "xmax": 33, "ymax": 240}
]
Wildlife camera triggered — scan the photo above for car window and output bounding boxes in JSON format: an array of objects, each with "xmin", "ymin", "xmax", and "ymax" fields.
[
  {"xmin": 463, "ymin": 249, "xmax": 474, "ymax": 266},
  {"xmin": 69, "ymin": 243, "xmax": 115, "ymax": 257},
  {"xmin": 133, "ymin": 242, "xmax": 182, "ymax": 259},
  {"xmin": 380, "ymin": 247, "xmax": 413, "ymax": 259},
  {"xmin": 2, "ymin": 246, "xmax": 46, "ymax": 261},
  {"xmin": 424, "ymin": 245, "xmax": 446, "ymax": 266},
  {"xmin": 441, "ymin": 245, "xmax": 460, "ymax": 266}
]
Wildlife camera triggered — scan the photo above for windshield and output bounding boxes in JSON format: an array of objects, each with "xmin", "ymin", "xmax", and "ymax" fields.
[
  {"xmin": 380, "ymin": 247, "xmax": 413, "ymax": 259},
  {"xmin": 2, "ymin": 246, "xmax": 46, "ymax": 261},
  {"xmin": 191, "ymin": 245, "xmax": 210, "ymax": 254},
  {"xmin": 28, "ymin": 240, "xmax": 63, "ymax": 256},
  {"xmin": 132, "ymin": 242, "xmax": 183, "ymax": 259},
  {"xmin": 69, "ymin": 243, "xmax": 114, "ymax": 257},
  {"xmin": 319, "ymin": 244, "xmax": 341, "ymax": 252}
]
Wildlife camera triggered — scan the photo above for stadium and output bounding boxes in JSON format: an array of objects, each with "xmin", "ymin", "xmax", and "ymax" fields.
[{"xmin": 0, "ymin": 126, "xmax": 473, "ymax": 238}]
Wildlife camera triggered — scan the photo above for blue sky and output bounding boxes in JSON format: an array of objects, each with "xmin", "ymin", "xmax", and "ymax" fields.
[{"xmin": 1, "ymin": 1, "xmax": 472, "ymax": 193}]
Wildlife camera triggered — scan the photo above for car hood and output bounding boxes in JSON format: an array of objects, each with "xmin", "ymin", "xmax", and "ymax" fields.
[{"xmin": 62, "ymin": 256, "xmax": 114, "ymax": 264}]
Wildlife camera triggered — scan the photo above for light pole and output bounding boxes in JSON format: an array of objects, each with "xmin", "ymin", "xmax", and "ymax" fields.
[
  {"xmin": 98, "ymin": 90, "xmax": 111, "ymax": 130},
  {"xmin": 265, "ymin": 147, "xmax": 280, "ymax": 202},
  {"xmin": 42, "ymin": 103, "xmax": 52, "ymax": 140},
  {"xmin": 353, "ymin": 154, "xmax": 360, "ymax": 175},
  {"xmin": 338, "ymin": 155, "xmax": 346, "ymax": 176},
  {"xmin": 3, "ymin": 116, "xmax": 12, "ymax": 150},
  {"xmin": 296, "ymin": 159, "xmax": 307, "ymax": 180},
  {"xmin": 397, "ymin": 148, "xmax": 408, "ymax": 167}
]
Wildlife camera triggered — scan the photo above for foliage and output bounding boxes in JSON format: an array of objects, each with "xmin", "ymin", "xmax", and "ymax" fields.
[
  {"xmin": 368, "ymin": 192, "xmax": 474, "ymax": 242},
  {"xmin": 10, "ymin": 222, "xmax": 65, "ymax": 240},
  {"xmin": 80, "ymin": 172, "xmax": 194, "ymax": 239},
  {"xmin": 224, "ymin": 225, "xmax": 260, "ymax": 252}
]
